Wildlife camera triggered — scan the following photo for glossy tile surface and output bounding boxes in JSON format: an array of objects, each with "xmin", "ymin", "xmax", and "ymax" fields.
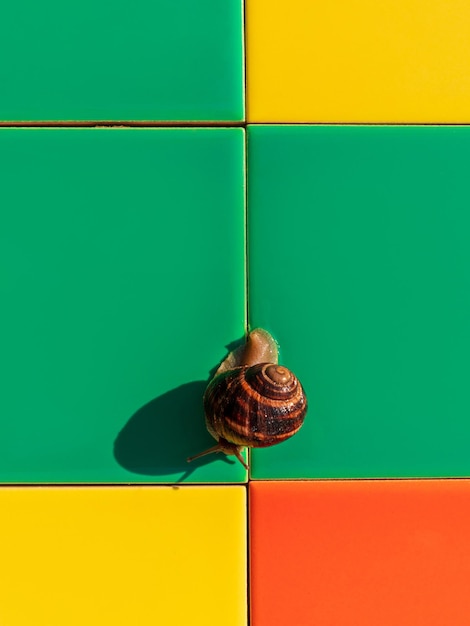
[
  {"xmin": 0, "ymin": 0, "xmax": 243, "ymax": 121},
  {"xmin": 250, "ymin": 480, "xmax": 470, "ymax": 626},
  {"xmin": 246, "ymin": 0, "xmax": 470, "ymax": 122},
  {"xmin": 0, "ymin": 128, "xmax": 247, "ymax": 483},
  {"xmin": 0, "ymin": 486, "xmax": 247, "ymax": 626},
  {"xmin": 248, "ymin": 125, "xmax": 470, "ymax": 479}
]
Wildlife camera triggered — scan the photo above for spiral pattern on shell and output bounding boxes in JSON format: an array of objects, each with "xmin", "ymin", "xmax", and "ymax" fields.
[{"xmin": 203, "ymin": 362, "xmax": 307, "ymax": 448}]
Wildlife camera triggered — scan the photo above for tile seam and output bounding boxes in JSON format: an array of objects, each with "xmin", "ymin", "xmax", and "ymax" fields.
[
  {"xmin": 8, "ymin": 122, "xmax": 470, "ymax": 129},
  {"xmin": 0, "ymin": 121, "xmax": 246, "ymax": 128}
]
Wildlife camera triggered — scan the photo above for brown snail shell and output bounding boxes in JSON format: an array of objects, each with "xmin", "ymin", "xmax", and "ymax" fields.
[{"xmin": 187, "ymin": 328, "xmax": 307, "ymax": 469}]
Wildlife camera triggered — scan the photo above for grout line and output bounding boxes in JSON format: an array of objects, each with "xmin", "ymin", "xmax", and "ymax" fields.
[
  {"xmin": 0, "ymin": 120, "xmax": 246, "ymax": 128},
  {"xmin": 243, "ymin": 2, "xmax": 251, "ymax": 612},
  {"xmin": 243, "ymin": 476, "xmax": 470, "ymax": 482},
  {"xmin": 4, "ymin": 121, "xmax": 466, "ymax": 130},
  {"xmin": 246, "ymin": 480, "xmax": 251, "ymax": 626},
  {"xmin": 243, "ymin": 0, "xmax": 252, "ymax": 517},
  {"xmin": 0, "ymin": 482, "xmax": 249, "ymax": 488},
  {"xmin": 242, "ymin": 0, "xmax": 247, "ymax": 126},
  {"xmin": 1, "ymin": 476, "xmax": 468, "ymax": 488},
  {"xmin": 244, "ymin": 128, "xmax": 249, "ymax": 337},
  {"xmin": 242, "ymin": 0, "xmax": 250, "ymax": 341},
  {"xmin": 243, "ymin": 121, "xmax": 470, "ymax": 127}
]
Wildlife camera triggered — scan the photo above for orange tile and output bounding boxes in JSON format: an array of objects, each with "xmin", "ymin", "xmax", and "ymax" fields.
[{"xmin": 250, "ymin": 480, "xmax": 470, "ymax": 626}]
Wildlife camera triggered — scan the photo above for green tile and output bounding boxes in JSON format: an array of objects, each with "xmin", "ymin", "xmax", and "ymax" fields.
[
  {"xmin": 248, "ymin": 125, "xmax": 470, "ymax": 479},
  {"xmin": 0, "ymin": 128, "xmax": 246, "ymax": 483},
  {"xmin": 0, "ymin": 1, "xmax": 243, "ymax": 122}
]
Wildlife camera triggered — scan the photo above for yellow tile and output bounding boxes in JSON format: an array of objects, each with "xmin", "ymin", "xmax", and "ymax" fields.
[
  {"xmin": 247, "ymin": 0, "xmax": 470, "ymax": 122},
  {"xmin": 0, "ymin": 487, "xmax": 247, "ymax": 626}
]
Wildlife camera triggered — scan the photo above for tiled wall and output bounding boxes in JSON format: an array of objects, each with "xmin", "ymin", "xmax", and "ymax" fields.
[{"xmin": 1, "ymin": 1, "xmax": 470, "ymax": 624}]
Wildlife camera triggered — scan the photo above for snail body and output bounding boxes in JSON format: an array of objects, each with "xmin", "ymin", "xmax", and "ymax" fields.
[{"xmin": 188, "ymin": 328, "xmax": 307, "ymax": 469}]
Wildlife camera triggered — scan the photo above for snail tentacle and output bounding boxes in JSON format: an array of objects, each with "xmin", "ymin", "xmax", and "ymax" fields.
[{"xmin": 186, "ymin": 438, "xmax": 248, "ymax": 470}]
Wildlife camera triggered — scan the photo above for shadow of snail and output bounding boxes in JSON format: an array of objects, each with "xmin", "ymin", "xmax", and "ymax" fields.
[
  {"xmin": 113, "ymin": 335, "xmax": 246, "ymax": 479},
  {"xmin": 113, "ymin": 380, "xmax": 237, "ymax": 479}
]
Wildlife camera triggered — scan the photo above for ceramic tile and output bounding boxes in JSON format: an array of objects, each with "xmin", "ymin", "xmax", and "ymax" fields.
[
  {"xmin": 250, "ymin": 480, "xmax": 470, "ymax": 626},
  {"xmin": 0, "ymin": 0, "xmax": 243, "ymax": 122},
  {"xmin": 0, "ymin": 128, "xmax": 247, "ymax": 483},
  {"xmin": 0, "ymin": 486, "xmax": 247, "ymax": 626},
  {"xmin": 247, "ymin": 0, "xmax": 470, "ymax": 122},
  {"xmin": 248, "ymin": 125, "xmax": 470, "ymax": 479}
]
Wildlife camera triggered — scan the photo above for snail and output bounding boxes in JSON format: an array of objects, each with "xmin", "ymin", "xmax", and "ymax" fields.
[{"xmin": 187, "ymin": 328, "xmax": 307, "ymax": 469}]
